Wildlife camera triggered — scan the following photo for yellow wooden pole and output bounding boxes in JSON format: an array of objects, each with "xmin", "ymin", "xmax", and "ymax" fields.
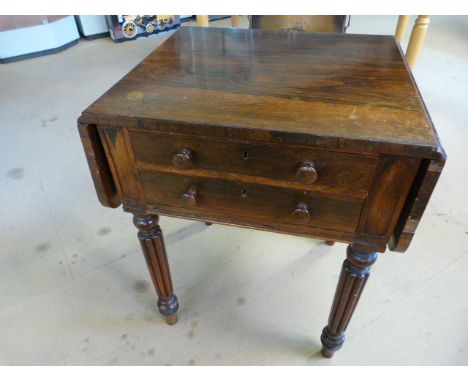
[
  {"xmin": 395, "ymin": 15, "xmax": 410, "ymax": 42},
  {"xmin": 406, "ymin": 16, "xmax": 430, "ymax": 68},
  {"xmin": 231, "ymin": 16, "xmax": 241, "ymax": 28},
  {"xmin": 196, "ymin": 15, "xmax": 209, "ymax": 27}
]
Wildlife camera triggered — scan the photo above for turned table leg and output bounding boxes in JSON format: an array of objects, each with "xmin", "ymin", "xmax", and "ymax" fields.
[
  {"xmin": 133, "ymin": 214, "xmax": 179, "ymax": 325},
  {"xmin": 231, "ymin": 16, "xmax": 241, "ymax": 28},
  {"xmin": 196, "ymin": 15, "xmax": 209, "ymax": 27},
  {"xmin": 321, "ymin": 244, "xmax": 378, "ymax": 358},
  {"xmin": 406, "ymin": 15, "xmax": 430, "ymax": 69},
  {"xmin": 395, "ymin": 15, "xmax": 410, "ymax": 42}
]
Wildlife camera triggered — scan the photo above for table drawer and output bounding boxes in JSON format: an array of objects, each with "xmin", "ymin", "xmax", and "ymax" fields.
[
  {"xmin": 139, "ymin": 170, "xmax": 364, "ymax": 233},
  {"xmin": 130, "ymin": 132, "xmax": 377, "ymax": 196}
]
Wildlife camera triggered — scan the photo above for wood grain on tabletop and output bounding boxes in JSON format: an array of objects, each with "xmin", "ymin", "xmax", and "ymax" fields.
[{"xmin": 82, "ymin": 26, "xmax": 439, "ymax": 157}]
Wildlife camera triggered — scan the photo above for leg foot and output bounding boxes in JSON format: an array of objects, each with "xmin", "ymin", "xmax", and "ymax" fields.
[
  {"xmin": 325, "ymin": 240, "xmax": 335, "ymax": 246},
  {"xmin": 133, "ymin": 214, "xmax": 179, "ymax": 324},
  {"xmin": 165, "ymin": 313, "xmax": 178, "ymax": 325},
  {"xmin": 320, "ymin": 326, "xmax": 345, "ymax": 358},
  {"xmin": 157, "ymin": 294, "xmax": 179, "ymax": 321},
  {"xmin": 320, "ymin": 244, "xmax": 378, "ymax": 357},
  {"xmin": 321, "ymin": 347, "xmax": 335, "ymax": 359}
]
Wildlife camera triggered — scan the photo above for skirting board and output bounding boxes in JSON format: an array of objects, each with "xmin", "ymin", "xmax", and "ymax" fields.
[{"xmin": 0, "ymin": 16, "xmax": 79, "ymax": 63}]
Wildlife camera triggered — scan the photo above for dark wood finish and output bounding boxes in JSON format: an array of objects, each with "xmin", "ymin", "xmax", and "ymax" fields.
[
  {"xmin": 172, "ymin": 148, "xmax": 193, "ymax": 169},
  {"xmin": 357, "ymin": 156, "xmax": 421, "ymax": 237},
  {"xmin": 81, "ymin": 27, "xmax": 442, "ymax": 160},
  {"xmin": 295, "ymin": 160, "xmax": 318, "ymax": 185},
  {"xmin": 133, "ymin": 214, "xmax": 178, "ymax": 325},
  {"xmin": 180, "ymin": 187, "xmax": 198, "ymax": 207},
  {"xmin": 78, "ymin": 123, "xmax": 120, "ymax": 208},
  {"xmin": 321, "ymin": 245, "xmax": 378, "ymax": 357},
  {"xmin": 291, "ymin": 202, "xmax": 311, "ymax": 224},
  {"xmin": 129, "ymin": 131, "xmax": 377, "ymax": 197},
  {"xmin": 98, "ymin": 127, "xmax": 144, "ymax": 210},
  {"xmin": 389, "ymin": 157, "xmax": 445, "ymax": 251},
  {"xmin": 78, "ymin": 27, "xmax": 446, "ymax": 357},
  {"xmin": 138, "ymin": 170, "xmax": 364, "ymax": 234}
]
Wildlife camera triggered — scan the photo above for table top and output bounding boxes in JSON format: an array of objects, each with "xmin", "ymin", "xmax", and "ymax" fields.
[{"xmin": 82, "ymin": 26, "xmax": 443, "ymax": 159}]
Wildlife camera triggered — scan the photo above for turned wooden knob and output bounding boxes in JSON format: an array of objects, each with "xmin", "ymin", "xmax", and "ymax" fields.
[
  {"xmin": 181, "ymin": 187, "xmax": 197, "ymax": 207},
  {"xmin": 291, "ymin": 202, "xmax": 310, "ymax": 223},
  {"xmin": 172, "ymin": 148, "xmax": 192, "ymax": 169},
  {"xmin": 296, "ymin": 160, "xmax": 318, "ymax": 184}
]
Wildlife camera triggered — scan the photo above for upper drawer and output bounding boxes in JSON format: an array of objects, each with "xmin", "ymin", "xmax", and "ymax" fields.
[{"xmin": 129, "ymin": 131, "xmax": 377, "ymax": 196}]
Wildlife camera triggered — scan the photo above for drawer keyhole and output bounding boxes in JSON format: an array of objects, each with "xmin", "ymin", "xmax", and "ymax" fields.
[
  {"xmin": 241, "ymin": 189, "xmax": 248, "ymax": 197},
  {"xmin": 243, "ymin": 151, "xmax": 249, "ymax": 160}
]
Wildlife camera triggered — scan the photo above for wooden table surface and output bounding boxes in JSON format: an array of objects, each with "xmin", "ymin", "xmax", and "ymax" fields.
[{"xmin": 83, "ymin": 26, "xmax": 441, "ymax": 159}]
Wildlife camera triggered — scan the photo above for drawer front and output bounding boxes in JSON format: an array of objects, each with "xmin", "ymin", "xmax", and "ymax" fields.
[
  {"xmin": 130, "ymin": 131, "xmax": 377, "ymax": 196},
  {"xmin": 139, "ymin": 170, "xmax": 364, "ymax": 234}
]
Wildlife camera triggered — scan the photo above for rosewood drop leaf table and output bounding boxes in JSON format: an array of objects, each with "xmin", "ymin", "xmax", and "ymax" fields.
[{"xmin": 78, "ymin": 26, "xmax": 445, "ymax": 358}]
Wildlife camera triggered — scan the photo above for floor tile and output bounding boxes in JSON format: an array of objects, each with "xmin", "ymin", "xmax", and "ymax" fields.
[
  {"xmin": 41, "ymin": 168, "xmax": 194, "ymax": 277},
  {"xmin": 0, "ymin": 182, "xmax": 71, "ymax": 311}
]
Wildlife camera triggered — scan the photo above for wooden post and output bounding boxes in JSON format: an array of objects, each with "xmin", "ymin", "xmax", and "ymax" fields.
[
  {"xmin": 231, "ymin": 16, "xmax": 241, "ymax": 28},
  {"xmin": 321, "ymin": 245, "xmax": 378, "ymax": 357},
  {"xmin": 133, "ymin": 214, "xmax": 179, "ymax": 325},
  {"xmin": 196, "ymin": 15, "xmax": 209, "ymax": 27},
  {"xmin": 395, "ymin": 15, "xmax": 410, "ymax": 42},
  {"xmin": 406, "ymin": 16, "xmax": 430, "ymax": 69}
]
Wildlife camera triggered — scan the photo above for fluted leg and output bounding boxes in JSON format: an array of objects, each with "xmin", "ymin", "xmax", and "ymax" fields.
[
  {"xmin": 133, "ymin": 214, "xmax": 179, "ymax": 325},
  {"xmin": 321, "ymin": 244, "xmax": 378, "ymax": 358}
]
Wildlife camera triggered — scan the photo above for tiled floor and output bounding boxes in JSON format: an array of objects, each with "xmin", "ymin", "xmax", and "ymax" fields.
[{"xmin": 0, "ymin": 16, "xmax": 467, "ymax": 365}]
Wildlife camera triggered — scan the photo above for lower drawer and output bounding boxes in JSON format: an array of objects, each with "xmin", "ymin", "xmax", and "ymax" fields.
[{"xmin": 139, "ymin": 170, "xmax": 364, "ymax": 234}]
